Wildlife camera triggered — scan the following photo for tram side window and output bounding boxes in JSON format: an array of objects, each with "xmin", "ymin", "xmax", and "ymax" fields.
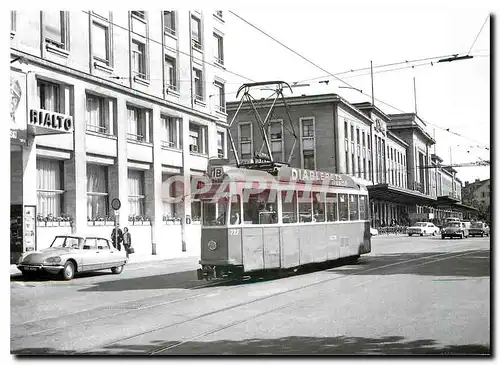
[
  {"xmin": 298, "ymin": 190, "xmax": 312, "ymax": 223},
  {"xmin": 338, "ymin": 193, "xmax": 349, "ymax": 221},
  {"xmin": 281, "ymin": 190, "xmax": 297, "ymax": 223},
  {"xmin": 230, "ymin": 195, "xmax": 241, "ymax": 225},
  {"xmin": 242, "ymin": 189, "xmax": 278, "ymax": 224},
  {"xmin": 326, "ymin": 192, "xmax": 338, "ymax": 222},
  {"xmin": 359, "ymin": 195, "xmax": 368, "ymax": 220},
  {"xmin": 202, "ymin": 197, "xmax": 229, "ymax": 226},
  {"xmin": 313, "ymin": 193, "xmax": 325, "ymax": 222},
  {"xmin": 349, "ymin": 194, "xmax": 359, "ymax": 220}
]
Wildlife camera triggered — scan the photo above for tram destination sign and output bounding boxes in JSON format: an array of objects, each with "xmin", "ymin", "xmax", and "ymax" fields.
[{"xmin": 279, "ymin": 167, "xmax": 358, "ymax": 188}]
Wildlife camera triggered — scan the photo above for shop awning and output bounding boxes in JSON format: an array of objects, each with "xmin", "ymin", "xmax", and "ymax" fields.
[{"xmin": 367, "ymin": 184, "xmax": 437, "ymax": 205}]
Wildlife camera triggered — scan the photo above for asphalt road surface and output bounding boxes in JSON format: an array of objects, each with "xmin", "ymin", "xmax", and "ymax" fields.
[{"xmin": 11, "ymin": 235, "xmax": 490, "ymax": 355}]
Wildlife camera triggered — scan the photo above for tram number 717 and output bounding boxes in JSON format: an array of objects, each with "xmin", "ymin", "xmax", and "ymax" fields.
[{"xmin": 229, "ymin": 229, "xmax": 239, "ymax": 236}]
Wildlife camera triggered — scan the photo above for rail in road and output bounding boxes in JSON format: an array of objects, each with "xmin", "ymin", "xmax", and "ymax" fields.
[{"xmin": 10, "ymin": 238, "xmax": 489, "ymax": 355}]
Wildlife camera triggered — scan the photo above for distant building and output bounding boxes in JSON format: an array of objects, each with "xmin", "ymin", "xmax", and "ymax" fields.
[
  {"xmin": 226, "ymin": 95, "xmax": 474, "ymax": 227},
  {"xmin": 462, "ymin": 179, "xmax": 491, "ymax": 222}
]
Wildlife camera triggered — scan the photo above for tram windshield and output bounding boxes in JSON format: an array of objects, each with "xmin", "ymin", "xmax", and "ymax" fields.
[
  {"xmin": 203, "ymin": 199, "xmax": 228, "ymax": 226},
  {"xmin": 202, "ymin": 195, "xmax": 241, "ymax": 226}
]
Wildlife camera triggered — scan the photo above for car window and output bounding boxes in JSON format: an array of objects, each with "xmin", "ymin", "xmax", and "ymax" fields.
[
  {"xmin": 97, "ymin": 239, "xmax": 110, "ymax": 250},
  {"xmin": 83, "ymin": 238, "xmax": 98, "ymax": 250},
  {"xmin": 65, "ymin": 237, "xmax": 82, "ymax": 249}
]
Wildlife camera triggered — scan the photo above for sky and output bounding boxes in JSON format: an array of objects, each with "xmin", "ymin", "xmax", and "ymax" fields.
[{"xmin": 221, "ymin": 4, "xmax": 491, "ymax": 184}]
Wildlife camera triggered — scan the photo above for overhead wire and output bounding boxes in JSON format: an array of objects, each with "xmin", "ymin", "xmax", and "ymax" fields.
[
  {"xmin": 467, "ymin": 15, "xmax": 490, "ymax": 55},
  {"xmin": 229, "ymin": 11, "xmax": 490, "ymax": 152}
]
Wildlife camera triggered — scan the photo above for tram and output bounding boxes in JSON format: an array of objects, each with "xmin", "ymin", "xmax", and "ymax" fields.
[{"xmin": 196, "ymin": 161, "xmax": 371, "ymax": 280}]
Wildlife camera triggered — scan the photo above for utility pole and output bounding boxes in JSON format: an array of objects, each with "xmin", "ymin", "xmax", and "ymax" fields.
[
  {"xmin": 370, "ymin": 61, "xmax": 375, "ymax": 106},
  {"xmin": 413, "ymin": 76, "xmax": 418, "ymax": 115}
]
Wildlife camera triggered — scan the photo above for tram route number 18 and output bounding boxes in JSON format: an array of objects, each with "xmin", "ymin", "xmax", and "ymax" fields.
[{"xmin": 211, "ymin": 167, "xmax": 223, "ymax": 179}]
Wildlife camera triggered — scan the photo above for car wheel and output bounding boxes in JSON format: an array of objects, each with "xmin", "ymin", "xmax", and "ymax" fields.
[
  {"xmin": 111, "ymin": 265, "xmax": 124, "ymax": 274},
  {"xmin": 432, "ymin": 231, "xmax": 436, "ymax": 236},
  {"xmin": 408, "ymin": 234, "xmax": 412, "ymax": 237},
  {"xmin": 420, "ymin": 233, "xmax": 424, "ymax": 237},
  {"xmin": 441, "ymin": 235, "xmax": 445, "ymax": 239},
  {"xmin": 61, "ymin": 261, "xmax": 75, "ymax": 280}
]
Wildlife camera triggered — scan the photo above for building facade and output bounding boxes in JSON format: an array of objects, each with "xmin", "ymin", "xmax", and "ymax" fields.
[
  {"xmin": 226, "ymin": 95, "xmax": 469, "ymax": 227},
  {"xmin": 462, "ymin": 178, "xmax": 491, "ymax": 222},
  {"xmin": 10, "ymin": 10, "xmax": 228, "ymax": 263}
]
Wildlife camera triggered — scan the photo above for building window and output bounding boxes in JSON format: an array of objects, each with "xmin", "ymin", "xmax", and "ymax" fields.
[
  {"xmin": 132, "ymin": 40, "xmax": 146, "ymax": 79},
  {"xmin": 127, "ymin": 106, "xmax": 150, "ymax": 142},
  {"xmin": 161, "ymin": 116, "xmax": 179, "ymax": 149},
  {"xmin": 189, "ymin": 123, "xmax": 207, "ymax": 154},
  {"xmin": 214, "ymin": 80, "xmax": 225, "ymax": 113},
  {"xmin": 37, "ymin": 159, "xmax": 64, "ymax": 218},
  {"xmin": 164, "ymin": 56, "xmax": 177, "ymax": 92},
  {"xmin": 217, "ymin": 131, "xmax": 225, "ymax": 158},
  {"xmin": 191, "ymin": 15, "xmax": 202, "ymax": 50},
  {"xmin": 92, "ymin": 21, "xmax": 110, "ymax": 64},
  {"xmin": 269, "ymin": 121, "xmax": 283, "ymax": 162},
  {"xmin": 87, "ymin": 164, "xmax": 109, "ymax": 220},
  {"xmin": 163, "ymin": 11, "xmax": 176, "ymax": 36},
  {"xmin": 301, "ymin": 118, "xmax": 315, "ymax": 170},
  {"xmin": 86, "ymin": 94, "xmax": 113, "ymax": 134},
  {"xmin": 239, "ymin": 123, "xmax": 252, "ymax": 160},
  {"xmin": 128, "ymin": 170, "xmax": 145, "ymax": 217},
  {"xmin": 193, "ymin": 67, "xmax": 204, "ymax": 102},
  {"xmin": 38, "ymin": 80, "xmax": 61, "ymax": 113},
  {"xmin": 44, "ymin": 11, "xmax": 69, "ymax": 50},
  {"xmin": 213, "ymin": 33, "xmax": 224, "ymax": 65}
]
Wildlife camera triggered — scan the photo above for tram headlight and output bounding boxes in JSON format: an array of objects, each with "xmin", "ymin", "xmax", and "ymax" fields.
[{"xmin": 207, "ymin": 240, "xmax": 218, "ymax": 251}]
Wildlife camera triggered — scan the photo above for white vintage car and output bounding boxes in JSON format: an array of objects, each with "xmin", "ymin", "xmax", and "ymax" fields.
[
  {"xmin": 407, "ymin": 222, "xmax": 440, "ymax": 237},
  {"xmin": 17, "ymin": 235, "xmax": 128, "ymax": 280}
]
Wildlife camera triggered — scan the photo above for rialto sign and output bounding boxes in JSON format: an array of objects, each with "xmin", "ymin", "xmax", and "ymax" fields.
[{"xmin": 29, "ymin": 109, "xmax": 73, "ymax": 134}]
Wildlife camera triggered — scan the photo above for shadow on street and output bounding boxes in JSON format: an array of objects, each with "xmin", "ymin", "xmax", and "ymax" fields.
[
  {"xmin": 327, "ymin": 249, "xmax": 490, "ymax": 278},
  {"xmin": 11, "ymin": 335, "xmax": 490, "ymax": 355}
]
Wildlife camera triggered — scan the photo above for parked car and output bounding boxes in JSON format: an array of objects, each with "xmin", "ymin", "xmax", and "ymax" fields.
[
  {"xmin": 441, "ymin": 222, "xmax": 470, "ymax": 239},
  {"xmin": 407, "ymin": 222, "xmax": 440, "ymax": 236},
  {"xmin": 370, "ymin": 227, "xmax": 379, "ymax": 236},
  {"xmin": 469, "ymin": 222, "xmax": 490, "ymax": 237},
  {"xmin": 17, "ymin": 235, "xmax": 128, "ymax": 280}
]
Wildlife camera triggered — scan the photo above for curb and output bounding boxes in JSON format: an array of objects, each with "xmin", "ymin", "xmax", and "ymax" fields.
[{"xmin": 10, "ymin": 256, "xmax": 199, "ymax": 278}]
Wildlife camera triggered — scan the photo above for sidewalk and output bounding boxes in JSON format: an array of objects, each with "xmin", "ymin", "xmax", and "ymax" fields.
[{"xmin": 10, "ymin": 253, "xmax": 199, "ymax": 277}]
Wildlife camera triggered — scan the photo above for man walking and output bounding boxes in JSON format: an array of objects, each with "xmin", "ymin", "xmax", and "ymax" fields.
[
  {"xmin": 111, "ymin": 224, "xmax": 123, "ymax": 251},
  {"xmin": 123, "ymin": 227, "xmax": 132, "ymax": 258}
]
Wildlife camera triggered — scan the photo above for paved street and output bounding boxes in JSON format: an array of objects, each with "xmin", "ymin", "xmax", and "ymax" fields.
[{"xmin": 11, "ymin": 235, "xmax": 490, "ymax": 355}]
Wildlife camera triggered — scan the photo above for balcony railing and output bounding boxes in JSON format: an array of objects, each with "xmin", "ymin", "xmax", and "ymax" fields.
[
  {"xmin": 215, "ymin": 104, "xmax": 226, "ymax": 113},
  {"xmin": 164, "ymin": 26, "xmax": 176, "ymax": 36},
  {"xmin": 214, "ymin": 56, "xmax": 224, "ymax": 66},
  {"xmin": 161, "ymin": 140, "xmax": 176, "ymax": 149},
  {"xmin": 127, "ymin": 132, "xmax": 144, "ymax": 142},
  {"xmin": 86, "ymin": 124, "xmax": 107, "ymax": 134},
  {"xmin": 192, "ymin": 40, "xmax": 202, "ymax": 51},
  {"xmin": 410, "ymin": 181, "xmax": 425, "ymax": 194}
]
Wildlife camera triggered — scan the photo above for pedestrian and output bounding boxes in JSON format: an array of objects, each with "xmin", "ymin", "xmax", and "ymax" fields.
[
  {"xmin": 111, "ymin": 224, "xmax": 123, "ymax": 251},
  {"xmin": 123, "ymin": 227, "xmax": 133, "ymax": 258}
]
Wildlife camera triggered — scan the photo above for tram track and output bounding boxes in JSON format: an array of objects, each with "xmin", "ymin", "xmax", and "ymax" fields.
[
  {"xmin": 11, "ymin": 278, "xmax": 236, "ymax": 339},
  {"xmin": 149, "ymin": 248, "xmax": 488, "ymax": 355},
  {"xmin": 76, "ymin": 242, "xmax": 485, "ymax": 355}
]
